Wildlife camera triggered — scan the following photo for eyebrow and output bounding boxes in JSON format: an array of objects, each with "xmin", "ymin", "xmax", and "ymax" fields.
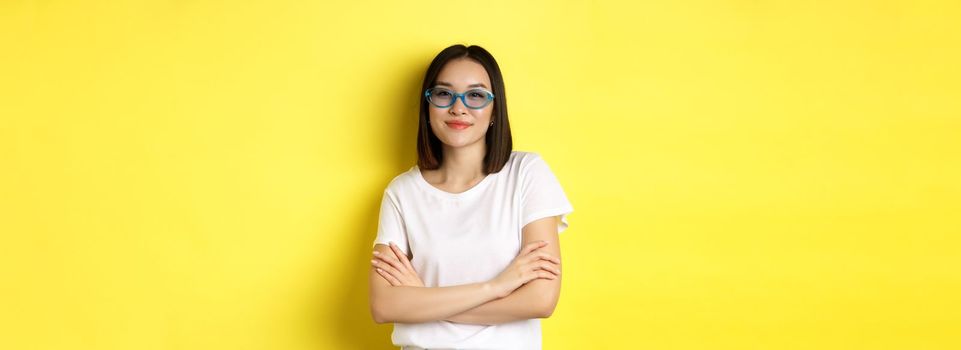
[{"xmin": 436, "ymin": 81, "xmax": 490, "ymax": 89}]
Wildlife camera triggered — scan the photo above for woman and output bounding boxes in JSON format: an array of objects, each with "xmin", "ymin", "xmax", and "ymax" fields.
[{"xmin": 368, "ymin": 44, "xmax": 574, "ymax": 350}]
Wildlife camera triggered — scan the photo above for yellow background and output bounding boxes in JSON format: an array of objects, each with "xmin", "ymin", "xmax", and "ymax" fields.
[{"xmin": 2, "ymin": 0, "xmax": 959, "ymax": 349}]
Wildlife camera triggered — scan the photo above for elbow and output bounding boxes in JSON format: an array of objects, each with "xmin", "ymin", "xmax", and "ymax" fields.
[
  {"xmin": 371, "ymin": 297, "xmax": 416, "ymax": 324},
  {"xmin": 537, "ymin": 303, "xmax": 557, "ymax": 319},
  {"xmin": 370, "ymin": 292, "xmax": 415, "ymax": 324},
  {"xmin": 536, "ymin": 294, "xmax": 560, "ymax": 319},
  {"xmin": 371, "ymin": 306, "xmax": 387, "ymax": 324},
  {"xmin": 370, "ymin": 299, "xmax": 393, "ymax": 324}
]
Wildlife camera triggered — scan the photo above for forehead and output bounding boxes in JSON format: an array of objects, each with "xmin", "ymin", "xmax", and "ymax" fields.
[{"xmin": 435, "ymin": 58, "xmax": 491, "ymax": 88}]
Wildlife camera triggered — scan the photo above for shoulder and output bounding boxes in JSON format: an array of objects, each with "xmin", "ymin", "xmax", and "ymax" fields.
[
  {"xmin": 507, "ymin": 150, "xmax": 557, "ymax": 177},
  {"xmin": 383, "ymin": 166, "xmax": 419, "ymax": 196},
  {"xmin": 507, "ymin": 150, "xmax": 546, "ymax": 171}
]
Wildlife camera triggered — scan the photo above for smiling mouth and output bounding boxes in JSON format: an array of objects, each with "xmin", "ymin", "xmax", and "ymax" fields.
[{"xmin": 445, "ymin": 121, "xmax": 472, "ymax": 130}]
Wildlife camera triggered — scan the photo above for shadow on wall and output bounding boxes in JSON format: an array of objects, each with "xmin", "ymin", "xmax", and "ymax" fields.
[{"xmin": 306, "ymin": 52, "xmax": 425, "ymax": 349}]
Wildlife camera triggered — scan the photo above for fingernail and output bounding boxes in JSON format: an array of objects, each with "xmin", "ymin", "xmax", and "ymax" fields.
[
  {"xmin": 371, "ymin": 259, "xmax": 377, "ymax": 264},
  {"xmin": 372, "ymin": 251, "xmax": 380, "ymax": 255}
]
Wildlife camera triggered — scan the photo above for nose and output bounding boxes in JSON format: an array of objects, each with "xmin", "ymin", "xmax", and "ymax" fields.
[{"xmin": 448, "ymin": 95, "xmax": 468, "ymax": 115}]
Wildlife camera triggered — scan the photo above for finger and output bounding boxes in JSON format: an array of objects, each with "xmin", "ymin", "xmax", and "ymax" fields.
[
  {"xmin": 372, "ymin": 249, "xmax": 416, "ymax": 286},
  {"xmin": 536, "ymin": 251, "xmax": 561, "ymax": 264},
  {"xmin": 373, "ymin": 259, "xmax": 406, "ymax": 280},
  {"xmin": 527, "ymin": 262, "xmax": 558, "ymax": 277},
  {"xmin": 371, "ymin": 256, "xmax": 404, "ymax": 278},
  {"xmin": 522, "ymin": 251, "xmax": 558, "ymax": 265},
  {"xmin": 520, "ymin": 241, "xmax": 545, "ymax": 255},
  {"xmin": 535, "ymin": 261, "xmax": 561, "ymax": 275},
  {"xmin": 536, "ymin": 271, "xmax": 557, "ymax": 280},
  {"xmin": 387, "ymin": 242, "xmax": 404, "ymax": 261},
  {"xmin": 524, "ymin": 251, "xmax": 559, "ymax": 265},
  {"xmin": 375, "ymin": 268, "xmax": 402, "ymax": 286},
  {"xmin": 375, "ymin": 268, "xmax": 397, "ymax": 286},
  {"xmin": 389, "ymin": 242, "xmax": 415, "ymax": 272},
  {"xmin": 374, "ymin": 254, "xmax": 407, "ymax": 274},
  {"xmin": 521, "ymin": 240, "xmax": 548, "ymax": 256},
  {"xmin": 382, "ymin": 265, "xmax": 417, "ymax": 286}
]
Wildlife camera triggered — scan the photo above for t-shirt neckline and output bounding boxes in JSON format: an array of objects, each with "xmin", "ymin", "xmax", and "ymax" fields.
[{"xmin": 412, "ymin": 165, "xmax": 497, "ymax": 199}]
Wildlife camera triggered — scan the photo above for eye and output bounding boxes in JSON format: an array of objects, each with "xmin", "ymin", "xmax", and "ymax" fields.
[
  {"xmin": 468, "ymin": 91, "xmax": 487, "ymax": 99},
  {"xmin": 435, "ymin": 89, "xmax": 452, "ymax": 97}
]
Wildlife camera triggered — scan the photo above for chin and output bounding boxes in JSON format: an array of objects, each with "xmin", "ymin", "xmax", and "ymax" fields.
[{"xmin": 440, "ymin": 136, "xmax": 484, "ymax": 149}]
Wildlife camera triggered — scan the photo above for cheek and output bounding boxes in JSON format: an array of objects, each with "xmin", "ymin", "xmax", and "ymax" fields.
[{"xmin": 473, "ymin": 108, "xmax": 493, "ymax": 121}]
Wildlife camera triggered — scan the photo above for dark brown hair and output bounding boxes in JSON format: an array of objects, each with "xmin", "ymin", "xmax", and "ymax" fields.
[{"xmin": 416, "ymin": 44, "xmax": 513, "ymax": 174}]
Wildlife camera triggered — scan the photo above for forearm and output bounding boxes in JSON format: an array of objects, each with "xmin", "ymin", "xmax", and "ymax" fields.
[
  {"xmin": 445, "ymin": 278, "xmax": 558, "ymax": 325},
  {"xmin": 371, "ymin": 281, "xmax": 500, "ymax": 324}
]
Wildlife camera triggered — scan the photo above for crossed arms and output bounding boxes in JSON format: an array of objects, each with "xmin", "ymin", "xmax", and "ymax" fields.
[{"xmin": 368, "ymin": 215, "xmax": 563, "ymax": 325}]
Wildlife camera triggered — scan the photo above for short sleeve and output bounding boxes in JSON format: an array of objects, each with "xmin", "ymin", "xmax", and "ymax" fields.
[
  {"xmin": 371, "ymin": 189, "xmax": 410, "ymax": 256},
  {"xmin": 520, "ymin": 154, "xmax": 575, "ymax": 234}
]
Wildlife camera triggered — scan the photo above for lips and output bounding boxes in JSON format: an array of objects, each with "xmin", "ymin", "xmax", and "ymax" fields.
[{"xmin": 445, "ymin": 121, "xmax": 472, "ymax": 130}]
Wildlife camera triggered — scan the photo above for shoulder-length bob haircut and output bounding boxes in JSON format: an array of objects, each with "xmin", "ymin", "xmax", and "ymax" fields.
[{"xmin": 417, "ymin": 44, "xmax": 513, "ymax": 175}]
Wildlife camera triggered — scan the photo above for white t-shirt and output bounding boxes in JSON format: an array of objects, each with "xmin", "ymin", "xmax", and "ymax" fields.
[{"xmin": 371, "ymin": 150, "xmax": 574, "ymax": 350}]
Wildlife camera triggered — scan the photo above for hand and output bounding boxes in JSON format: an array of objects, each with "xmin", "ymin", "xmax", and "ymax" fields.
[
  {"xmin": 372, "ymin": 241, "xmax": 425, "ymax": 287},
  {"xmin": 489, "ymin": 240, "xmax": 560, "ymax": 298}
]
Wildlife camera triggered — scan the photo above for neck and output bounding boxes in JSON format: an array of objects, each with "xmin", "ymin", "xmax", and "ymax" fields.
[{"xmin": 437, "ymin": 141, "xmax": 487, "ymax": 182}]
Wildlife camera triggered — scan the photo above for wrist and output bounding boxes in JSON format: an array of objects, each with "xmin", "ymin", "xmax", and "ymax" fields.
[{"xmin": 484, "ymin": 281, "xmax": 506, "ymax": 299}]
